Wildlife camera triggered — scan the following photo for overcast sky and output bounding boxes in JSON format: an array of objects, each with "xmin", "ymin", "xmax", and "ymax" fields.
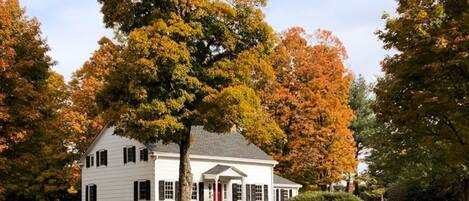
[{"xmin": 20, "ymin": 0, "xmax": 397, "ymax": 82}]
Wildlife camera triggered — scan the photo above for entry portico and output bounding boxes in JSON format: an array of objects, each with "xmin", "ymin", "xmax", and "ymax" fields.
[{"xmin": 203, "ymin": 165, "xmax": 247, "ymax": 201}]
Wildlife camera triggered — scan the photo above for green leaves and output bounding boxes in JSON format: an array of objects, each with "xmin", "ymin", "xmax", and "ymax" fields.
[{"xmin": 370, "ymin": 0, "xmax": 469, "ymax": 198}]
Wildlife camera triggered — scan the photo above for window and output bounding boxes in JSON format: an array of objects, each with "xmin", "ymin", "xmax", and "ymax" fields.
[
  {"xmin": 85, "ymin": 154, "xmax": 94, "ymax": 168},
  {"xmin": 124, "ymin": 146, "xmax": 136, "ymax": 164},
  {"xmin": 208, "ymin": 183, "xmax": 212, "ymax": 200},
  {"xmin": 140, "ymin": 148, "xmax": 148, "ymax": 161},
  {"xmin": 191, "ymin": 183, "xmax": 198, "ymax": 200},
  {"xmin": 223, "ymin": 184, "xmax": 227, "ymax": 199},
  {"xmin": 255, "ymin": 185, "xmax": 262, "ymax": 201},
  {"xmin": 275, "ymin": 189, "xmax": 279, "ymax": 201},
  {"xmin": 96, "ymin": 150, "xmax": 107, "ymax": 167},
  {"xmin": 135, "ymin": 180, "xmax": 151, "ymax": 200},
  {"xmin": 164, "ymin": 181, "xmax": 174, "ymax": 200},
  {"xmin": 86, "ymin": 184, "xmax": 97, "ymax": 201},
  {"xmin": 236, "ymin": 184, "xmax": 242, "ymax": 200}
]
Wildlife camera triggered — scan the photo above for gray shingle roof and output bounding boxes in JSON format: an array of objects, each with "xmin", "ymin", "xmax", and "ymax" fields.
[
  {"xmin": 274, "ymin": 174, "xmax": 301, "ymax": 186},
  {"xmin": 148, "ymin": 126, "xmax": 274, "ymax": 161}
]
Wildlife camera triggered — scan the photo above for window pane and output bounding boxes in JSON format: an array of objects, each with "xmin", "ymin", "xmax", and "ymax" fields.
[
  {"xmin": 140, "ymin": 181, "xmax": 147, "ymax": 200},
  {"xmin": 128, "ymin": 148, "xmax": 134, "ymax": 162},
  {"xmin": 191, "ymin": 183, "xmax": 197, "ymax": 200},
  {"xmin": 255, "ymin": 185, "xmax": 262, "ymax": 201},
  {"xmin": 237, "ymin": 184, "xmax": 242, "ymax": 200},
  {"xmin": 165, "ymin": 181, "xmax": 174, "ymax": 199},
  {"xmin": 223, "ymin": 184, "xmax": 227, "ymax": 199}
]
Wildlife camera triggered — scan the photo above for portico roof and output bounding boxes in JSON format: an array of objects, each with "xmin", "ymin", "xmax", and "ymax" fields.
[{"xmin": 203, "ymin": 164, "xmax": 247, "ymax": 179}]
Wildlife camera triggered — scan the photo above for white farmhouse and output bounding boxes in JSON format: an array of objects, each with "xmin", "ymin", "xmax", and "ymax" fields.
[{"xmin": 80, "ymin": 126, "xmax": 301, "ymax": 201}]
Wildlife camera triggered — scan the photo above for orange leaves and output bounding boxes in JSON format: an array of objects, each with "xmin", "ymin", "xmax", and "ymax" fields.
[{"xmin": 263, "ymin": 27, "xmax": 357, "ymax": 187}]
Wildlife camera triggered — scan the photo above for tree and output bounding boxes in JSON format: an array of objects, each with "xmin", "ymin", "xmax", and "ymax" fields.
[
  {"xmin": 0, "ymin": 1, "xmax": 77, "ymax": 200},
  {"xmin": 67, "ymin": 37, "xmax": 119, "ymax": 155},
  {"xmin": 349, "ymin": 75, "xmax": 375, "ymax": 159},
  {"xmin": 263, "ymin": 27, "xmax": 357, "ymax": 189},
  {"xmin": 96, "ymin": 1, "xmax": 283, "ymax": 201},
  {"xmin": 371, "ymin": 0, "xmax": 469, "ymax": 199},
  {"xmin": 347, "ymin": 75, "xmax": 377, "ymax": 193}
]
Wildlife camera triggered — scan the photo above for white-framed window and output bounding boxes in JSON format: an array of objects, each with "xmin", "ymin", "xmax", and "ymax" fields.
[
  {"xmin": 236, "ymin": 184, "xmax": 242, "ymax": 201},
  {"xmin": 164, "ymin": 181, "xmax": 174, "ymax": 200},
  {"xmin": 191, "ymin": 183, "xmax": 198, "ymax": 200},
  {"xmin": 275, "ymin": 188, "xmax": 292, "ymax": 201},
  {"xmin": 124, "ymin": 146, "xmax": 136, "ymax": 164},
  {"xmin": 86, "ymin": 184, "xmax": 97, "ymax": 201},
  {"xmin": 208, "ymin": 183, "xmax": 213, "ymax": 200},
  {"xmin": 223, "ymin": 184, "xmax": 227, "ymax": 199},
  {"xmin": 140, "ymin": 148, "xmax": 149, "ymax": 161},
  {"xmin": 255, "ymin": 185, "xmax": 263, "ymax": 201},
  {"xmin": 135, "ymin": 180, "xmax": 151, "ymax": 200},
  {"xmin": 96, "ymin": 149, "xmax": 107, "ymax": 167},
  {"xmin": 85, "ymin": 154, "xmax": 94, "ymax": 168}
]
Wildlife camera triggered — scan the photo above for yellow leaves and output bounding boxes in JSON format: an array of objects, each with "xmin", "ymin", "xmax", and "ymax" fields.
[{"xmin": 201, "ymin": 85, "xmax": 284, "ymax": 151}]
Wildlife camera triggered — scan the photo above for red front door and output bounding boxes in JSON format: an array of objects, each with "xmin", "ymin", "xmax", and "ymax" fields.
[{"xmin": 216, "ymin": 183, "xmax": 222, "ymax": 201}]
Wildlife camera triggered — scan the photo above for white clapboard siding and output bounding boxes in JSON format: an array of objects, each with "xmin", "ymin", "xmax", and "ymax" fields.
[
  {"xmin": 155, "ymin": 156, "xmax": 274, "ymax": 201},
  {"xmin": 82, "ymin": 127, "xmax": 155, "ymax": 201}
]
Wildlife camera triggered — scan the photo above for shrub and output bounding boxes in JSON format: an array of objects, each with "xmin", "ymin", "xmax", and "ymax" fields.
[{"xmin": 291, "ymin": 191, "xmax": 363, "ymax": 201}]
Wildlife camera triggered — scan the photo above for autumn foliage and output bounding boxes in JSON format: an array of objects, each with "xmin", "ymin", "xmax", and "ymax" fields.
[
  {"xmin": 67, "ymin": 37, "xmax": 118, "ymax": 154},
  {"xmin": 263, "ymin": 28, "xmax": 357, "ymax": 189},
  {"xmin": 0, "ymin": 1, "xmax": 76, "ymax": 200}
]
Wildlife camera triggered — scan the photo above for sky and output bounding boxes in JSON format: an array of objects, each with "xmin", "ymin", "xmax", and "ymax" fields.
[{"xmin": 20, "ymin": 0, "xmax": 397, "ymax": 82}]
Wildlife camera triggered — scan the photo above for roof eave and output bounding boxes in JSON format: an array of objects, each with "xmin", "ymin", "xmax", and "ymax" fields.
[{"xmin": 155, "ymin": 152, "xmax": 278, "ymax": 165}]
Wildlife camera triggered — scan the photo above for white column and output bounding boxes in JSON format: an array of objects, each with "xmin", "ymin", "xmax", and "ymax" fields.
[
  {"xmin": 241, "ymin": 177, "xmax": 246, "ymax": 201},
  {"xmin": 215, "ymin": 177, "xmax": 219, "ymax": 201}
]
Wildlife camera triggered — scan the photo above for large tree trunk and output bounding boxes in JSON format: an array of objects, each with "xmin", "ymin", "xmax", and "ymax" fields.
[{"xmin": 178, "ymin": 128, "xmax": 193, "ymax": 201}]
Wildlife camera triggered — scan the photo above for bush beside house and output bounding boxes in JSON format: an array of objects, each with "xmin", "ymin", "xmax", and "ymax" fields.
[{"xmin": 291, "ymin": 191, "xmax": 362, "ymax": 201}]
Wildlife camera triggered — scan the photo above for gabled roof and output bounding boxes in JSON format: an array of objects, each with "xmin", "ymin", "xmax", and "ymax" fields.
[
  {"xmin": 148, "ymin": 126, "xmax": 274, "ymax": 161},
  {"xmin": 274, "ymin": 174, "xmax": 302, "ymax": 187},
  {"xmin": 203, "ymin": 165, "xmax": 247, "ymax": 177}
]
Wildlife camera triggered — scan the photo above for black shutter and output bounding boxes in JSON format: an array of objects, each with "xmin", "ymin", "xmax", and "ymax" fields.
[
  {"xmin": 246, "ymin": 184, "xmax": 250, "ymax": 201},
  {"xmin": 232, "ymin": 184, "xmax": 237, "ymax": 201},
  {"xmin": 86, "ymin": 156, "xmax": 90, "ymax": 168},
  {"xmin": 85, "ymin": 185, "xmax": 89, "ymax": 201},
  {"xmin": 93, "ymin": 184, "xmax": 97, "ymax": 201},
  {"xmin": 199, "ymin": 182, "xmax": 204, "ymax": 201},
  {"xmin": 132, "ymin": 146, "xmax": 136, "ymax": 162},
  {"xmin": 144, "ymin": 148, "xmax": 148, "ymax": 161},
  {"xmin": 289, "ymin": 190, "xmax": 292, "ymax": 198},
  {"xmin": 251, "ymin": 185, "xmax": 256, "ymax": 201},
  {"xmin": 159, "ymin": 180, "xmax": 165, "ymax": 201},
  {"xmin": 134, "ymin": 181, "xmax": 139, "ymax": 201},
  {"xmin": 124, "ymin": 147, "xmax": 127, "ymax": 164},
  {"xmin": 146, "ymin": 180, "xmax": 151, "ymax": 200},
  {"xmin": 175, "ymin": 181, "xmax": 180, "ymax": 201},
  {"xmin": 264, "ymin": 185, "xmax": 268, "ymax": 201},
  {"xmin": 96, "ymin": 151, "xmax": 100, "ymax": 167}
]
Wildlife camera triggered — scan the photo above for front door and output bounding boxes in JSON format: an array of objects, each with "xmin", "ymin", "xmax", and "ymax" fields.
[{"xmin": 216, "ymin": 183, "xmax": 222, "ymax": 201}]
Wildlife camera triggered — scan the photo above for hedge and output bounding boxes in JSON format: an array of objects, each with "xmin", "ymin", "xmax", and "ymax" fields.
[{"xmin": 290, "ymin": 191, "xmax": 363, "ymax": 201}]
